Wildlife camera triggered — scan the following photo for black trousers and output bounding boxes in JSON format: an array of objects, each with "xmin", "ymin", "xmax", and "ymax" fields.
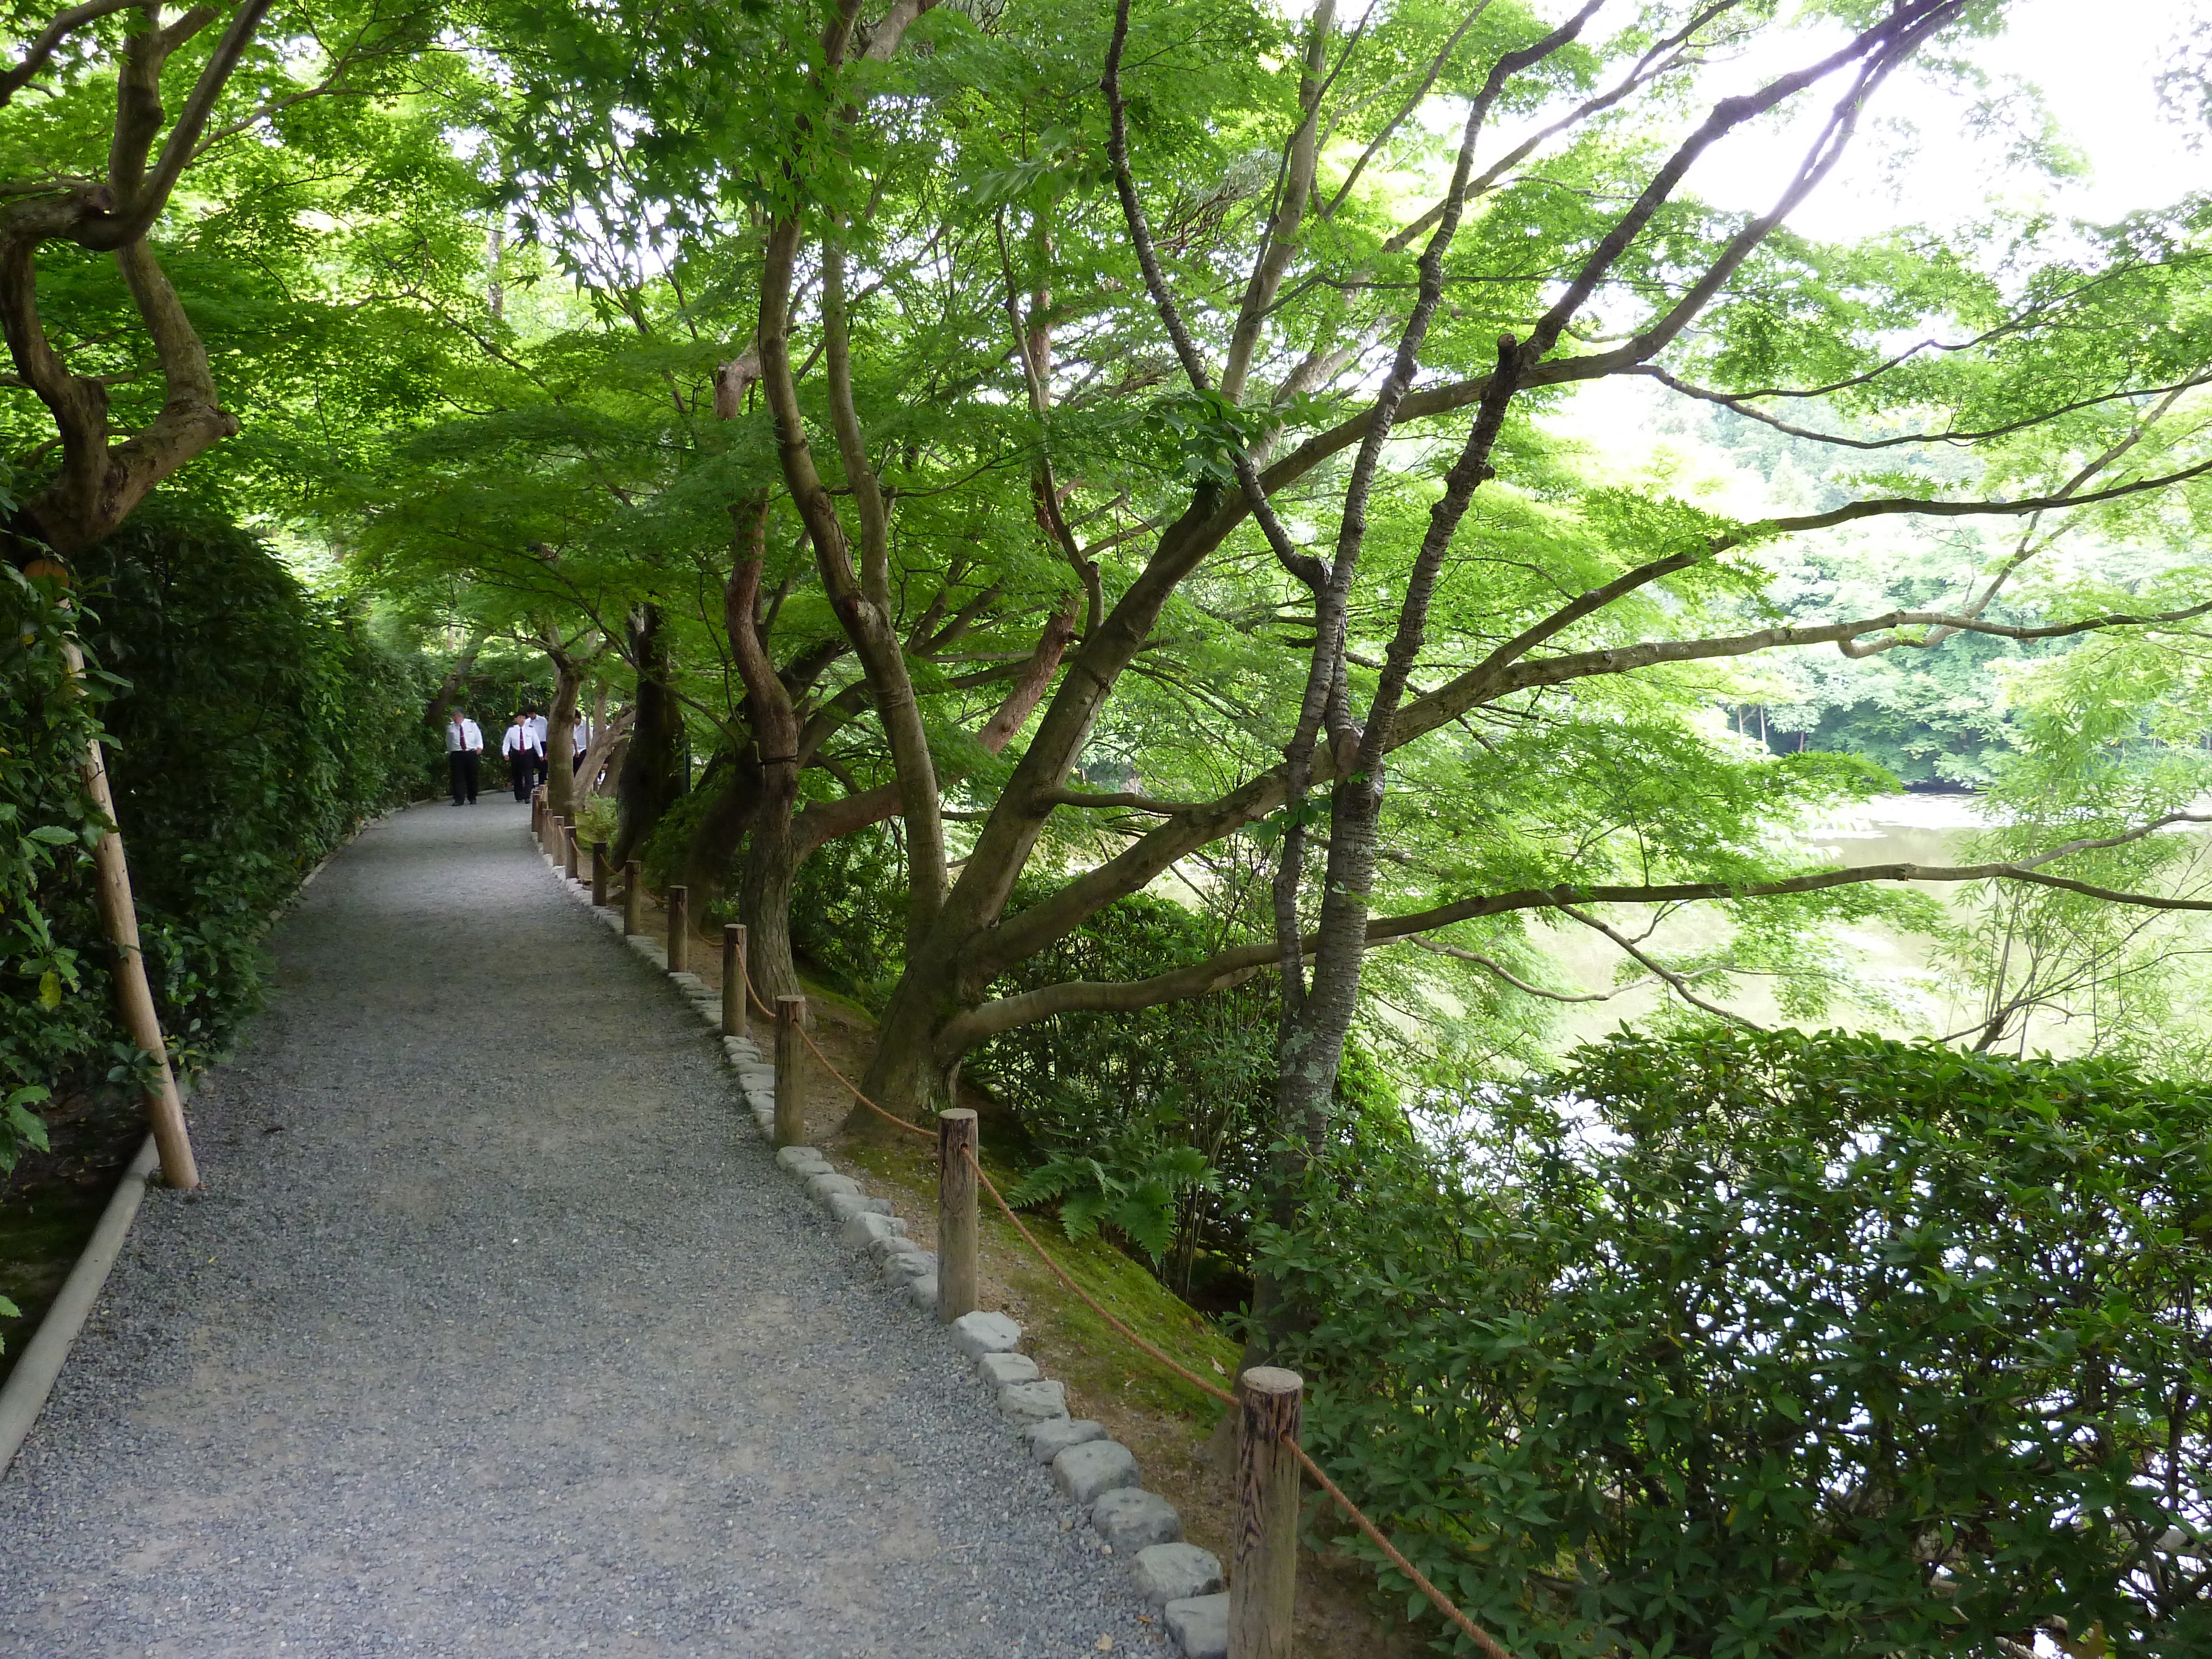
[
  {"xmin": 448, "ymin": 750, "xmax": 480, "ymax": 804},
  {"xmin": 510, "ymin": 755, "xmax": 532, "ymax": 801}
]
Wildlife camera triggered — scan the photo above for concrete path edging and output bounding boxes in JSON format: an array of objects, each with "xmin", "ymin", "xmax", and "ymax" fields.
[{"xmin": 0, "ymin": 1135, "xmax": 157, "ymax": 1476}]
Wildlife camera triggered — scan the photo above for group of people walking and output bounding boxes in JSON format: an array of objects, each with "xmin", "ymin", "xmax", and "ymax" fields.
[{"xmin": 444, "ymin": 708, "xmax": 593, "ymax": 806}]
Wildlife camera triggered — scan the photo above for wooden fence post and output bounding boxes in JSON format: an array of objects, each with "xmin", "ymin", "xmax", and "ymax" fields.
[
  {"xmin": 722, "ymin": 924, "xmax": 747, "ymax": 1039},
  {"xmin": 591, "ymin": 841, "xmax": 609, "ymax": 906},
  {"xmin": 564, "ymin": 826, "xmax": 579, "ymax": 881},
  {"xmin": 1231, "ymin": 1366, "xmax": 1303, "ymax": 1659},
  {"xmin": 530, "ymin": 788, "xmax": 542, "ymax": 837},
  {"xmin": 937, "ymin": 1108, "xmax": 978, "ymax": 1323},
  {"xmin": 666, "ymin": 885, "xmax": 688, "ymax": 972},
  {"xmin": 544, "ymin": 811, "xmax": 561, "ymax": 860},
  {"xmin": 774, "ymin": 994, "xmax": 807, "ymax": 1147},
  {"xmin": 623, "ymin": 860, "xmax": 641, "ymax": 936}
]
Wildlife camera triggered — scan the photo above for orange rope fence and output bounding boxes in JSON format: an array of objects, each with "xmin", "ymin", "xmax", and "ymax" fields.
[
  {"xmin": 1287, "ymin": 1441, "xmax": 1512, "ymax": 1659},
  {"xmin": 697, "ymin": 895, "xmax": 1510, "ymax": 1657}
]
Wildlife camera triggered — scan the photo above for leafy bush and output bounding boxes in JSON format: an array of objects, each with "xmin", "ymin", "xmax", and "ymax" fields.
[
  {"xmin": 0, "ymin": 562, "xmax": 102, "ymax": 1170},
  {"xmin": 1009, "ymin": 1138, "xmax": 1218, "ymax": 1265},
  {"xmin": 787, "ymin": 819, "xmax": 909, "ymax": 1004},
  {"xmin": 791, "ymin": 826, "xmax": 1403, "ymax": 1297},
  {"xmin": 1258, "ymin": 1029, "xmax": 2211, "ymax": 1658},
  {"xmin": 1, "ymin": 503, "xmax": 426, "ymax": 1111}
]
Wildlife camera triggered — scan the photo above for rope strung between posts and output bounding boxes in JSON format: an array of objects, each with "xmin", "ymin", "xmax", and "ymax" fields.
[
  {"xmin": 958, "ymin": 1149, "xmax": 1512, "ymax": 1652},
  {"xmin": 734, "ymin": 942, "xmax": 930, "ymax": 1142},
  {"xmin": 796, "ymin": 1019, "xmax": 933, "ymax": 1141},
  {"xmin": 1287, "ymin": 1439, "xmax": 1514, "ymax": 1659},
  {"xmin": 716, "ymin": 906, "xmax": 1512, "ymax": 1658}
]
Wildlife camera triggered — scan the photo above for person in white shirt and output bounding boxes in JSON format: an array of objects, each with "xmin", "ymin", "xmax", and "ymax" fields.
[
  {"xmin": 445, "ymin": 709, "xmax": 484, "ymax": 805},
  {"xmin": 527, "ymin": 708, "xmax": 550, "ymax": 791},
  {"xmin": 571, "ymin": 717, "xmax": 592, "ymax": 775},
  {"xmin": 501, "ymin": 713, "xmax": 536, "ymax": 802}
]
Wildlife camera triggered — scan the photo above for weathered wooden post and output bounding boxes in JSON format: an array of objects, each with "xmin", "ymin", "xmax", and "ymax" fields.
[
  {"xmin": 622, "ymin": 859, "xmax": 642, "ymax": 936},
  {"xmin": 665, "ymin": 884, "xmax": 689, "ymax": 972},
  {"xmin": 530, "ymin": 787, "xmax": 542, "ymax": 837},
  {"xmin": 564, "ymin": 825, "xmax": 579, "ymax": 881},
  {"xmin": 937, "ymin": 1108, "xmax": 978, "ymax": 1323},
  {"xmin": 722, "ymin": 924, "xmax": 748, "ymax": 1039},
  {"xmin": 591, "ymin": 841, "xmax": 609, "ymax": 906},
  {"xmin": 1230, "ymin": 1367, "xmax": 1303, "ymax": 1659},
  {"xmin": 543, "ymin": 811, "xmax": 561, "ymax": 860},
  {"xmin": 774, "ymin": 994, "xmax": 807, "ymax": 1148}
]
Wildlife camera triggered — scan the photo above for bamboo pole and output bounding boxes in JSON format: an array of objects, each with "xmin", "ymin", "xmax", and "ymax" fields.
[
  {"xmin": 666, "ymin": 885, "xmax": 688, "ymax": 972},
  {"xmin": 774, "ymin": 995, "xmax": 807, "ymax": 1148},
  {"xmin": 623, "ymin": 860, "xmax": 641, "ymax": 936},
  {"xmin": 937, "ymin": 1108, "xmax": 978, "ymax": 1323},
  {"xmin": 1230, "ymin": 1367, "xmax": 1303, "ymax": 1659},
  {"xmin": 722, "ymin": 924, "xmax": 747, "ymax": 1039},
  {"xmin": 59, "ymin": 638, "xmax": 198, "ymax": 1189}
]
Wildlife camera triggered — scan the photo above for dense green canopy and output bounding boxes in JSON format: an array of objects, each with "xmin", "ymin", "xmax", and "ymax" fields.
[{"xmin": 6, "ymin": 0, "xmax": 2212, "ymax": 1648}]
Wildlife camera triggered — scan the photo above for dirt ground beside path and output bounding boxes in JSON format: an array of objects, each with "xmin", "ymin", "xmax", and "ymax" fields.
[{"xmin": 0, "ymin": 800, "xmax": 1164, "ymax": 1658}]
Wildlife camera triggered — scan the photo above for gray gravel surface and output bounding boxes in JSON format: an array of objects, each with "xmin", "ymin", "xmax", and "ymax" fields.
[{"xmin": 0, "ymin": 802, "xmax": 1159, "ymax": 1657}]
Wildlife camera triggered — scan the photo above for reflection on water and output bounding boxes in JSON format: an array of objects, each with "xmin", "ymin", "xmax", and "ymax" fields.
[
  {"xmin": 1538, "ymin": 796, "xmax": 1999, "ymax": 1054},
  {"xmin": 1804, "ymin": 794, "xmax": 1985, "ymax": 873},
  {"xmin": 1526, "ymin": 793, "xmax": 2209, "ymax": 1059}
]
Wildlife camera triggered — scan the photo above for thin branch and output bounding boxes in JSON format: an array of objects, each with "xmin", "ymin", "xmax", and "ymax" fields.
[{"xmin": 1558, "ymin": 902, "xmax": 1761, "ymax": 1028}]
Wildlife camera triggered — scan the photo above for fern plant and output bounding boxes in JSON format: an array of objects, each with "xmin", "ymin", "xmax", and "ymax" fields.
[{"xmin": 1009, "ymin": 1136, "xmax": 1219, "ymax": 1266}]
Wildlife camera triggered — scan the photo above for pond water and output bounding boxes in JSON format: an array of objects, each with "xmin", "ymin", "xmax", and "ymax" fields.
[{"xmin": 1541, "ymin": 794, "xmax": 2002, "ymax": 1053}]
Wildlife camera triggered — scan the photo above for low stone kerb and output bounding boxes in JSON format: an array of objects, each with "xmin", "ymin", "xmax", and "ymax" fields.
[
  {"xmin": 1091, "ymin": 1488, "xmax": 1180, "ymax": 1551},
  {"xmin": 1132, "ymin": 1543, "xmax": 1223, "ymax": 1608},
  {"xmin": 950, "ymin": 1311, "xmax": 1020, "ymax": 1357},
  {"xmin": 1052, "ymin": 1439, "xmax": 1139, "ymax": 1506}
]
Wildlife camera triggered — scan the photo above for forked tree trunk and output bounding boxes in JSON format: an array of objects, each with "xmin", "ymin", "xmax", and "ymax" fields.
[
  {"xmin": 576, "ymin": 693, "xmax": 627, "ymax": 798},
  {"xmin": 422, "ymin": 635, "xmax": 482, "ymax": 733}
]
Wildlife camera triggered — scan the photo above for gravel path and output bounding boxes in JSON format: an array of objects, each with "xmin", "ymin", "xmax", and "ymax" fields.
[{"xmin": 0, "ymin": 801, "xmax": 1158, "ymax": 1657}]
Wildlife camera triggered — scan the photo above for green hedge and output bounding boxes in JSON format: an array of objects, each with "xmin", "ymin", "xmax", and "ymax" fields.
[
  {"xmin": 1258, "ymin": 1028, "xmax": 2212, "ymax": 1658},
  {"xmin": 1, "ymin": 504, "xmax": 428, "ymax": 1162}
]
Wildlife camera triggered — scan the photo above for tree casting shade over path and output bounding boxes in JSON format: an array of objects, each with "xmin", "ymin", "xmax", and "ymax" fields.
[{"xmin": 0, "ymin": 802, "xmax": 1155, "ymax": 1656}]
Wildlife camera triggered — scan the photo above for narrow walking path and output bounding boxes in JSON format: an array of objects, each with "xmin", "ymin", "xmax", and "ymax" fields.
[{"xmin": 0, "ymin": 802, "xmax": 1157, "ymax": 1657}]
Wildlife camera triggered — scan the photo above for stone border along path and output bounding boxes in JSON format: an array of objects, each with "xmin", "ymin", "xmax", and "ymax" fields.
[{"xmin": 0, "ymin": 801, "xmax": 1216, "ymax": 1657}]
